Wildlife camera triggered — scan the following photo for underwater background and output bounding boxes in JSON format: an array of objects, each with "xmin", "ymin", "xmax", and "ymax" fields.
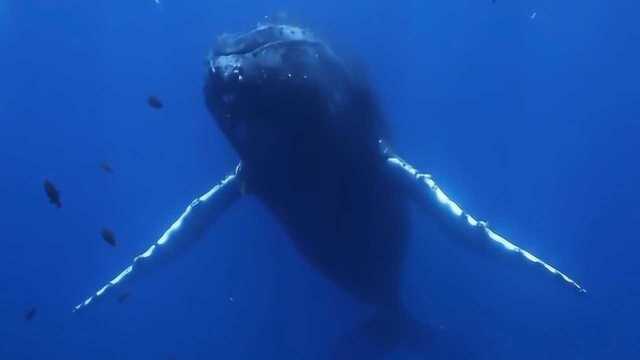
[{"xmin": 1, "ymin": 0, "xmax": 639, "ymax": 359}]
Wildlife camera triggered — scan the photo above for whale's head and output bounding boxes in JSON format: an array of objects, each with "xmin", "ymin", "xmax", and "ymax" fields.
[{"xmin": 204, "ymin": 24, "xmax": 384, "ymax": 175}]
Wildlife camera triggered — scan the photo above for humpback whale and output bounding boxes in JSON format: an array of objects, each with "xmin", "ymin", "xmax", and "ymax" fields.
[{"xmin": 74, "ymin": 23, "xmax": 585, "ymax": 349}]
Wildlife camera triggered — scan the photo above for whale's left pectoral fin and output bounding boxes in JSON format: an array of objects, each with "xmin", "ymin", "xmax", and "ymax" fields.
[
  {"xmin": 73, "ymin": 164, "xmax": 244, "ymax": 313},
  {"xmin": 381, "ymin": 142, "xmax": 586, "ymax": 293}
]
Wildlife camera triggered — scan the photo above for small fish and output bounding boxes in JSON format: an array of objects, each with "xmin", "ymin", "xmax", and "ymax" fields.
[
  {"xmin": 101, "ymin": 228, "xmax": 117, "ymax": 247},
  {"xmin": 24, "ymin": 307, "xmax": 37, "ymax": 321},
  {"xmin": 147, "ymin": 96, "xmax": 164, "ymax": 109},
  {"xmin": 117, "ymin": 292, "xmax": 131, "ymax": 303},
  {"xmin": 100, "ymin": 161, "xmax": 114, "ymax": 174},
  {"xmin": 43, "ymin": 179, "xmax": 61, "ymax": 208}
]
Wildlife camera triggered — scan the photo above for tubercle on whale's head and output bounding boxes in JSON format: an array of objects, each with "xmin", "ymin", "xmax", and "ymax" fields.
[
  {"xmin": 208, "ymin": 24, "xmax": 333, "ymax": 87},
  {"xmin": 203, "ymin": 24, "xmax": 359, "ymax": 169}
]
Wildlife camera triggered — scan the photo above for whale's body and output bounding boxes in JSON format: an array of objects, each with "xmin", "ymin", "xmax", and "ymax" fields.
[{"xmin": 205, "ymin": 24, "xmax": 408, "ymax": 305}]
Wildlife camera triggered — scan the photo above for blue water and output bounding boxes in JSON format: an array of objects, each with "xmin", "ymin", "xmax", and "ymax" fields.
[{"xmin": 1, "ymin": 1, "xmax": 639, "ymax": 359}]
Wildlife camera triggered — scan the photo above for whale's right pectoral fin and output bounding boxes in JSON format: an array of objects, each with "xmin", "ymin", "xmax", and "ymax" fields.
[
  {"xmin": 73, "ymin": 164, "xmax": 244, "ymax": 313},
  {"xmin": 379, "ymin": 141, "xmax": 586, "ymax": 294}
]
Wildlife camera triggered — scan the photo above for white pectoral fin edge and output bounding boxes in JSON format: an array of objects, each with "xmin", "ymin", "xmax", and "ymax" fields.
[
  {"xmin": 73, "ymin": 164, "xmax": 244, "ymax": 313},
  {"xmin": 382, "ymin": 143, "xmax": 586, "ymax": 293}
]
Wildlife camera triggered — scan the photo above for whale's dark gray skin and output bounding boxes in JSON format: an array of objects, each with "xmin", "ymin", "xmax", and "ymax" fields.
[{"xmin": 205, "ymin": 24, "xmax": 409, "ymax": 308}]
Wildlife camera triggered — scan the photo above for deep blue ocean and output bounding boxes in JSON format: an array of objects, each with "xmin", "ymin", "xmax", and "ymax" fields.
[{"xmin": 1, "ymin": 1, "xmax": 639, "ymax": 359}]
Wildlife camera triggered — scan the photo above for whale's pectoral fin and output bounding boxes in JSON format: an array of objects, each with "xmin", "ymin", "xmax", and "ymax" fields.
[
  {"xmin": 380, "ymin": 141, "xmax": 586, "ymax": 293},
  {"xmin": 73, "ymin": 164, "xmax": 244, "ymax": 313}
]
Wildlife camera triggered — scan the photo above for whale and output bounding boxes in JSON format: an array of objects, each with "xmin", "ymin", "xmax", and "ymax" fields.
[
  {"xmin": 205, "ymin": 24, "xmax": 406, "ymax": 307},
  {"xmin": 73, "ymin": 22, "xmax": 585, "ymax": 353}
]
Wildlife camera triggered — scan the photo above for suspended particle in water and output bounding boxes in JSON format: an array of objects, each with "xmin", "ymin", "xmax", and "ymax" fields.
[
  {"xmin": 24, "ymin": 307, "xmax": 37, "ymax": 321},
  {"xmin": 147, "ymin": 95, "xmax": 164, "ymax": 109},
  {"xmin": 117, "ymin": 292, "xmax": 131, "ymax": 303},
  {"xmin": 100, "ymin": 161, "xmax": 114, "ymax": 174}
]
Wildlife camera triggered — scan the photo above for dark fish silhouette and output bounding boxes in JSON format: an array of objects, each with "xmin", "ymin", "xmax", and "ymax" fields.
[
  {"xmin": 24, "ymin": 307, "xmax": 37, "ymax": 321},
  {"xmin": 43, "ymin": 179, "xmax": 61, "ymax": 208},
  {"xmin": 147, "ymin": 96, "xmax": 163, "ymax": 109},
  {"xmin": 100, "ymin": 161, "xmax": 114, "ymax": 174},
  {"xmin": 101, "ymin": 228, "xmax": 117, "ymax": 247}
]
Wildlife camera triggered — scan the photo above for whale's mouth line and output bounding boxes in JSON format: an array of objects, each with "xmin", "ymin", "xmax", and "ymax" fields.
[{"xmin": 215, "ymin": 39, "xmax": 322, "ymax": 57}]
